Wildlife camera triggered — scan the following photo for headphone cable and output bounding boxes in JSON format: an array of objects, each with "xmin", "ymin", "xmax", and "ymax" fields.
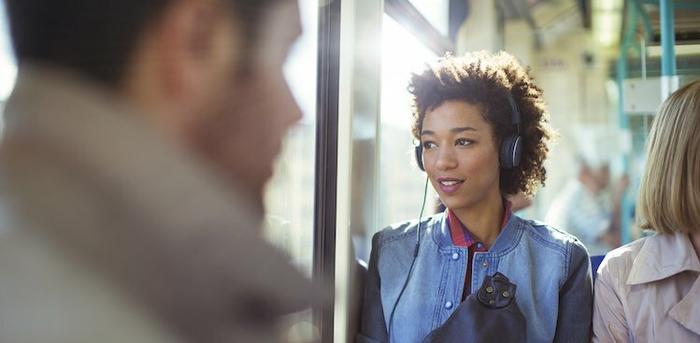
[{"xmin": 387, "ymin": 176, "xmax": 429, "ymax": 340}]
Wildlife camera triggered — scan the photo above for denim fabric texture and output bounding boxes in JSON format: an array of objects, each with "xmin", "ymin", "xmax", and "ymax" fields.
[{"xmin": 358, "ymin": 212, "xmax": 593, "ymax": 343}]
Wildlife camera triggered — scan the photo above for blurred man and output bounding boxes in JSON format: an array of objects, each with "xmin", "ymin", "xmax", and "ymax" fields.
[
  {"xmin": 0, "ymin": 0, "xmax": 316, "ymax": 342},
  {"xmin": 546, "ymin": 155, "xmax": 628, "ymax": 255}
]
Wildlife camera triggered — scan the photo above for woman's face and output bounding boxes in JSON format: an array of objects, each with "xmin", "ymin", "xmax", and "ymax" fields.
[{"xmin": 421, "ymin": 100, "xmax": 501, "ymax": 212}]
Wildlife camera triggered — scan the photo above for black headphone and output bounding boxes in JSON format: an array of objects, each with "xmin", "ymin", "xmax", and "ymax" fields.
[{"xmin": 414, "ymin": 93, "xmax": 523, "ymax": 171}]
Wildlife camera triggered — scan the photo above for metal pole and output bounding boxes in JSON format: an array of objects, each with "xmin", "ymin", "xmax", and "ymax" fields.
[
  {"xmin": 617, "ymin": 1, "xmax": 638, "ymax": 246},
  {"xmin": 660, "ymin": 0, "xmax": 678, "ymax": 99},
  {"xmin": 617, "ymin": 52, "xmax": 632, "ymax": 245},
  {"xmin": 640, "ymin": 36, "xmax": 647, "ymax": 80},
  {"xmin": 314, "ymin": 0, "xmax": 342, "ymax": 340}
]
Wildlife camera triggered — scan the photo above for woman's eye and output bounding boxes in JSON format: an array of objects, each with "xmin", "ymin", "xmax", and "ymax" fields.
[
  {"xmin": 456, "ymin": 138, "xmax": 472, "ymax": 146},
  {"xmin": 422, "ymin": 141, "xmax": 437, "ymax": 149}
]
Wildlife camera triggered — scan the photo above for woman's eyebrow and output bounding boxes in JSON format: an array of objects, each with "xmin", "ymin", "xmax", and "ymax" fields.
[
  {"xmin": 421, "ymin": 126, "xmax": 478, "ymax": 136},
  {"xmin": 451, "ymin": 126, "xmax": 477, "ymax": 133}
]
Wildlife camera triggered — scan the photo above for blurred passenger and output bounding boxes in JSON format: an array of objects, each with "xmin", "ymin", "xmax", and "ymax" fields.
[
  {"xmin": 0, "ymin": 0, "xmax": 317, "ymax": 342},
  {"xmin": 593, "ymin": 80, "xmax": 700, "ymax": 342},
  {"xmin": 546, "ymin": 141, "xmax": 629, "ymax": 255},
  {"xmin": 358, "ymin": 51, "xmax": 592, "ymax": 343}
]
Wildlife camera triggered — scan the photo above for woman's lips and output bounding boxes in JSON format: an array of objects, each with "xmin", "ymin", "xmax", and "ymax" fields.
[{"xmin": 437, "ymin": 178, "xmax": 464, "ymax": 194}]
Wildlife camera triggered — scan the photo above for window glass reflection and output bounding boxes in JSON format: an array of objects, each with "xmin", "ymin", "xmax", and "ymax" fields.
[{"xmin": 365, "ymin": 14, "xmax": 439, "ymax": 261}]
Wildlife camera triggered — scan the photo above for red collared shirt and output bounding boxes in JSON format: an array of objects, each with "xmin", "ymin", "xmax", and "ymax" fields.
[{"xmin": 447, "ymin": 201, "xmax": 512, "ymax": 300}]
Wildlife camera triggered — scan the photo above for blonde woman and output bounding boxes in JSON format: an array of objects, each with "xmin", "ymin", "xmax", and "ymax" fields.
[{"xmin": 593, "ymin": 80, "xmax": 700, "ymax": 342}]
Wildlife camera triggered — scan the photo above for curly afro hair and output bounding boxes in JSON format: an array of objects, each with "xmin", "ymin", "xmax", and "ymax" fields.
[{"xmin": 409, "ymin": 51, "xmax": 555, "ymax": 196}]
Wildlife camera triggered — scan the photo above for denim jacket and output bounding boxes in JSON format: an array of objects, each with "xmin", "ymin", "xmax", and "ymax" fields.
[{"xmin": 358, "ymin": 212, "xmax": 593, "ymax": 343}]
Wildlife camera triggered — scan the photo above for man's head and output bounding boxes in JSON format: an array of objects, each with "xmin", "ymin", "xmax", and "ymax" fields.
[
  {"xmin": 576, "ymin": 159, "xmax": 610, "ymax": 193},
  {"xmin": 6, "ymin": 0, "xmax": 303, "ymax": 207},
  {"xmin": 573, "ymin": 126, "xmax": 618, "ymax": 193}
]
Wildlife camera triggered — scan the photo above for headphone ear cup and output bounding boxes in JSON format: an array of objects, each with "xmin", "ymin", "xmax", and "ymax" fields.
[
  {"xmin": 500, "ymin": 135, "xmax": 522, "ymax": 169},
  {"xmin": 415, "ymin": 145, "xmax": 425, "ymax": 171},
  {"xmin": 511, "ymin": 136, "xmax": 523, "ymax": 168}
]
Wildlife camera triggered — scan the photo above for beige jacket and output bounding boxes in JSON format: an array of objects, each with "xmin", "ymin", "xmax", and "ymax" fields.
[
  {"xmin": 593, "ymin": 233, "xmax": 700, "ymax": 342},
  {"xmin": 0, "ymin": 66, "xmax": 319, "ymax": 342}
]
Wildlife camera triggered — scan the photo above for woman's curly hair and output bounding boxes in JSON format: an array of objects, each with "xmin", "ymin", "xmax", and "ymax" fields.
[{"xmin": 409, "ymin": 51, "xmax": 555, "ymax": 196}]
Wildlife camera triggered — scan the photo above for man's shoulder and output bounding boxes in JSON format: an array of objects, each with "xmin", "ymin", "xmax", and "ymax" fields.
[{"xmin": 0, "ymin": 230, "xmax": 179, "ymax": 343}]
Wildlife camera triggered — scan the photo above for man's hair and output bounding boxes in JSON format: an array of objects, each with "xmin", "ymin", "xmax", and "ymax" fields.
[
  {"xmin": 409, "ymin": 51, "xmax": 555, "ymax": 196},
  {"xmin": 5, "ymin": 0, "xmax": 278, "ymax": 86},
  {"xmin": 637, "ymin": 79, "xmax": 700, "ymax": 234}
]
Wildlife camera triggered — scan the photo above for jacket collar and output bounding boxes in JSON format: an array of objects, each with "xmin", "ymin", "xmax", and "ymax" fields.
[
  {"xmin": 626, "ymin": 233, "xmax": 700, "ymax": 286},
  {"xmin": 669, "ymin": 276, "xmax": 700, "ymax": 336},
  {"xmin": 433, "ymin": 209, "xmax": 522, "ymax": 254},
  {"xmin": 626, "ymin": 233, "xmax": 700, "ymax": 335},
  {"xmin": 1, "ymin": 65, "xmax": 318, "ymax": 339}
]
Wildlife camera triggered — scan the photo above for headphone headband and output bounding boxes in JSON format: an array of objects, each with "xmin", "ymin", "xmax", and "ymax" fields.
[
  {"xmin": 502, "ymin": 91, "xmax": 523, "ymax": 169},
  {"xmin": 506, "ymin": 92, "xmax": 521, "ymax": 130}
]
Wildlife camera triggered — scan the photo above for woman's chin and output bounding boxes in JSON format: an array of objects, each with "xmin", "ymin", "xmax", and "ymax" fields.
[{"xmin": 440, "ymin": 198, "xmax": 471, "ymax": 212}]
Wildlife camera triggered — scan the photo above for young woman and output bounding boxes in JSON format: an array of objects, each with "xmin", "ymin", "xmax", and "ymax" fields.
[
  {"xmin": 593, "ymin": 80, "xmax": 700, "ymax": 342},
  {"xmin": 358, "ymin": 52, "xmax": 592, "ymax": 342}
]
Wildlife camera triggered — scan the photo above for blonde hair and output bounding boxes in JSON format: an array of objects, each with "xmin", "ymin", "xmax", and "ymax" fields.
[{"xmin": 637, "ymin": 79, "xmax": 700, "ymax": 234}]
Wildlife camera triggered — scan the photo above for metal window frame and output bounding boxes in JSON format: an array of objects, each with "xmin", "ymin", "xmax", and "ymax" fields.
[
  {"xmin": 313, "ymin": 0, "xmax": 341, "ymax": 341},
  {"xmin": 385, "ymin": 0, "xmax": 455, "ymax": 55}
]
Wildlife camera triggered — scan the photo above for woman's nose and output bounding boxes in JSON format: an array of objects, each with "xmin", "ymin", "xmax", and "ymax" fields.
[{"xmin": 435, "ymin": 147, "xmax": 458, "ymax": 171}]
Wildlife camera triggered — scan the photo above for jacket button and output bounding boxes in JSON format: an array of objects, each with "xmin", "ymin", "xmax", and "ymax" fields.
[
  {"xmin": 482, "ymin": 261, "xmax": 488, "ymax": 268},
  {"xmin": 444, "ymin": 301, "xmax": 453, "ymax": 309},
  {"xmin": 451, "ymin": 253, "xmax": 459, "ymax": 260}
]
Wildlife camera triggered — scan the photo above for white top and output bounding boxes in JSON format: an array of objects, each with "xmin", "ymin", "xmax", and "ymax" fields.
[{"xmin": 546, "ymin": 179, "xmax": 613, "ymax": 255}]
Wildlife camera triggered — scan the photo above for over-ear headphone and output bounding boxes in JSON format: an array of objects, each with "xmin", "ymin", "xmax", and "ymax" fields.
[
  {"xmin": 500, "ymin": 94, "xmax": 523, "ymax": 169},
  {"xmin": 414, "ymin": 144, "xmax": 425, "ymax": 171},
  {"xmin": 414, "ymin": 93, "xmax": 523, "ymax": 171}
]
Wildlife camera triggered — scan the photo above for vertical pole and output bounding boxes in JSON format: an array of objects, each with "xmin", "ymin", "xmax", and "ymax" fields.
[
  {"xmin": 617, "ymin": 1, "xmax": 637, "ymax": 245},
  {"xmin": 640, "ymin": 37, "xmax": 647, "ymax": 80},
  {"xmin": 314, "ymin": 0, "xmax": 341, "ymax": 341},
  {"xmin": 617, "ymin": 53, "xmax": 632, "ymax": 245},
  {"xmin": 660, "ymin": 0, "xmax": 678, "ymax": 99}
]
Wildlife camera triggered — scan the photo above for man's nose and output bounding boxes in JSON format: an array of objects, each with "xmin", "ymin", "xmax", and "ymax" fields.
[{"xmin": 281, "ymin": 76, "xmax": 303, "ymax": 127}]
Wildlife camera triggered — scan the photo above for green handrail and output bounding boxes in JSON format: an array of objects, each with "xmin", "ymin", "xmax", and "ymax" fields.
[{"xmin": 617, "ymin": 1, "xmax": 638, "ymax": 245}]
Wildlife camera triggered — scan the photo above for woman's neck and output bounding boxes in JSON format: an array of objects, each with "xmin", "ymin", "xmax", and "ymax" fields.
[{"xmin": 451, "ymin": 189, "xmax": 505, "ymax": 248}]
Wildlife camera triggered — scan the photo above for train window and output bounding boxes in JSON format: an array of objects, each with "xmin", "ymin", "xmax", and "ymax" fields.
[
  {"xmin": 263, "ymin": 0, "xmax": 317, "ymax": 275},
  {"xmin": 0, "ymin": 1, "xmax": 17, "ymax": 129},
  {"xmin": 262, "ymin": 0, "xmax": 318, "ymax": 341},
  {"xmin": 377, "ymin": 14, "xmax": 439, "ymax": 238},
  {"xmin": 408, "ymin": 0, "xmax": 449, "ymax": 36}
]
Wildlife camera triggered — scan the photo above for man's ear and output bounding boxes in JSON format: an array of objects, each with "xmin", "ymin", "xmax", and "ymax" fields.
[{"xmin": 155, "ymin": 0, "xmax": 230, "ymax": 99}]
